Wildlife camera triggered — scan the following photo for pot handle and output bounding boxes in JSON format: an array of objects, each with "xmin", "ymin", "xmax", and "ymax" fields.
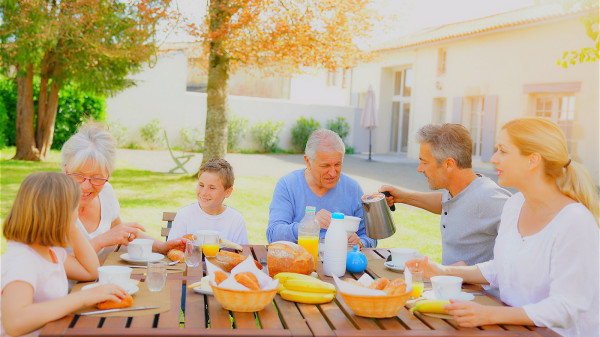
[{"xmin": 382, "ymin": 191, "xmax": 396, "ymax": 212}]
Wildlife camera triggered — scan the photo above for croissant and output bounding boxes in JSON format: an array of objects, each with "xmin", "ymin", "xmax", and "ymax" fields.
[
  {"xmin": 235, "ymin": 272, "xmax": 260, "ymax": 290},
  {"xmin": 167, "ymin": 249, "xmax": 184, "ymax": 262},
  {"xmin": 96, "ymin": 294, "xmax": 134, "ymax": 310}
]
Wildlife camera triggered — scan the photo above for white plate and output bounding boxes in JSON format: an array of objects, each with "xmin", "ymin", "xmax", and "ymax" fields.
[
  {"xmin": 82, "ymin": 283, "xmax": 139, "ymax": 295},
  {"xmin": 120, "ymin": 253, "xmax": 164, "ymax": 264},
  {"xmin": 384, "ymin": 261, "xmax": 405, "ymax": 272},
  {"xmin": 422, "ymin": 290, "xmax": 474, "ymax": 301},
  {"xmin": 192, "ymin": 286, "xmax": 213, "ymax": 296}
]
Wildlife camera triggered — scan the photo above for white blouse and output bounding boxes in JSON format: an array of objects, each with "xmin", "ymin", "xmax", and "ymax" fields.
[
  {"xmin": 478, "ymin": 193, "xmax": 599, "ymax": 337},
  {"xmin": 75, "ymin": 182, "xmax": 120, "ymax": 254}
]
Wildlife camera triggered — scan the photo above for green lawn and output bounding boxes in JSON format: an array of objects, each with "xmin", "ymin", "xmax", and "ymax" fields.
[{"xmin": 1, "ymin": 148, "xmax": 442, "ymax": 261}]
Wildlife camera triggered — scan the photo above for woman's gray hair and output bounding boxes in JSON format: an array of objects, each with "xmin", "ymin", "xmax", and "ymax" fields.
[
  {"xmin": 416, "ymin": 124, "xmax": 472, "ymax": 169},
  {"xmin": 305, "ymin": 129, "xmax": 345, "ymax": 162},
  {"xmin": 61, "ymin": 123, "xmax": 117, "ymax": 176}
]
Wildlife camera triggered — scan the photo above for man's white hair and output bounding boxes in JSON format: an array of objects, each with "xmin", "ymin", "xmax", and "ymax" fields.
[
  {"xmin": 305, "ymin": 129, "xmax": 345, "ymax": 162},
  {"xmin": 61, "ymin": 123, "xmax": 116, "ymax": 176}
]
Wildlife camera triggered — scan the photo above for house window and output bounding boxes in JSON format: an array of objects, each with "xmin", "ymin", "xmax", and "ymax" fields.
[
  {"xmin": 461, "ymin": 96, "xmax": 484, "ymax": 157},
  {"xmin": 437, "ymin": 48, "xmax": 446, "ymax": 76},
  {"xmin": 432, "ymin": 97, "xmax": 447, "ymax": 123},
  {"xmin": 327, "ymin": 68, "xmax": 347, "ymax": 88},
  {"xmin": 390, "ymin": 67, "xmax": 412, "ymax": 152},
  {"xmin": 533, "ymin": 94, "xmax": 576, "ymax": 152}
]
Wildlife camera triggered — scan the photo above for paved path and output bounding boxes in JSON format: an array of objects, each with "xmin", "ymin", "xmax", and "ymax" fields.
[{"xmin": 116, "ymin": 149, "xmax": 500, "ymax": 193}]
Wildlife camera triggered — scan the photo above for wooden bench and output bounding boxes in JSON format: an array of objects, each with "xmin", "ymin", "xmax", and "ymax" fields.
[{"xmin": 161, "ymin": 211, "xmax": 176, "ymax": 240}]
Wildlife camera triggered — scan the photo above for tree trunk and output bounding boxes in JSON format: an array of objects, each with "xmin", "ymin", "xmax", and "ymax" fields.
[
  {"xmin": 13, "ymin": 63, "xmax": 41, "ymax": 161},
  {"xmin": 36, "ymin": 81, "xmax": 60, "ymax": 159},
  {"xmin": 200, "ymin": 0, "xmax": 232, "ymax": 167}
]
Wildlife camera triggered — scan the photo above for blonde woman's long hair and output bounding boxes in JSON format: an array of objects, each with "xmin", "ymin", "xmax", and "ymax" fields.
[{"xmin": 502, "ymin": 118, "xmax": 599, "ymax": 222}]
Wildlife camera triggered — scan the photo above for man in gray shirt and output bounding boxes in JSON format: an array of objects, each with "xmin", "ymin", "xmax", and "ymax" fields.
[{"xmin": 380, "ymin": 124, "xmax": 510, "ymax": 266}]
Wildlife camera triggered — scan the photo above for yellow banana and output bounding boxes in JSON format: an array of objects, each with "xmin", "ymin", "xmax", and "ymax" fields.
[
  {"xmin": 280, "ymin": 289, "xmax": 335, "ymax": 304},
  {"xmin": 274, "ymin": 272, "xmax": 317, "ymax": 284},
  {"xmin": 284, "ymin": 279, "xmax": 336, "ymax": 294},
  {"xmin": 410, "ymin": 300, "xmax": 451, "ymax": 314},
  {"xmin": 277, "ymin": 284, "xmax": 287, "ymax": 294}
]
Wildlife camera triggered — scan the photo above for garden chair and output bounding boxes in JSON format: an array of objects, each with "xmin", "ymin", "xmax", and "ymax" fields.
[
  {"xmin": 163, "ymin": 130, "xmax": 193, "ymax": 174},
  {"xmin": 161, "ymin": 211, "xmax": 176, "ymax": 240}
]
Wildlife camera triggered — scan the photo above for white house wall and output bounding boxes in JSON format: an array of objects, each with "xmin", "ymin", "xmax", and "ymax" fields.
[{"xmin": 351, "ymin": 14, "xmax": 599, "ymax": 183}]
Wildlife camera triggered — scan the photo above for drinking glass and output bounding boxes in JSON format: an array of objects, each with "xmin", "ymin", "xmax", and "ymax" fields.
[
  {"xmin": 317, "ymin": 237, "xmax": 326, "ymax": 261},
  {"xmin": 202, "ymin": 232, "xmax": 220, "ymax": 257},
  {"xmin": 146, "ymin": 261, "xmax": 167, "ymax": 292},
  {"xmin": 185, "ymin": 240, "xmax": 202, "ymax": 268}
]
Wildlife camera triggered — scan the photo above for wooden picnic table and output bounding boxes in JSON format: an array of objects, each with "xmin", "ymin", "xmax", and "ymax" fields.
[{"xmin": 40, "ymin": 245, "xmax": 560, "ymax": 337}]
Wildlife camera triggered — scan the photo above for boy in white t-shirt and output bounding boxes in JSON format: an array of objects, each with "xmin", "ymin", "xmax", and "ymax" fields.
[{"xmin": 167, "ymin": 158, "xmax": 249, "ymax": 245}]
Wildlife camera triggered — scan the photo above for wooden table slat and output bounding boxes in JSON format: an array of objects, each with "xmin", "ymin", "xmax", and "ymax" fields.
[
  {"xmin": 296, "ymin": 302, "xmax": 335, "ymax": 337},
  {"xmin": 377, "ymin": 316, "xmax": 407, "ymax": 331},
  {"xmin": 396, "ymin": 307, "xmax": 431, "ymax": 330},
  {"xmin": 413, "ymin": 312, "xmax": 456, "ymax": 331},
  {"xmin": 184, "ymin": 283, "xmax": 206, "ymax": 328},
  {"xmin": 318, "ymin": 301, "xmax": 356, "ymax": 331},
  {"xmin": 39, "ymin": 315, "xmax": 72, "ymax": 336},
  {"xmin": 273, "ymin": 296, "xmax": 313, "ymax": 337},
  {"xmin": 73, "ymin": 316, "xmax": 102, "ymax": 329},
  {"xmin": 256, "ymin": 300, "xmax": 285, "ymax": 330},
  {"xmin": 232, "ymin": 311, "xmax": 259, "ymax": 329},
  {"xmin": 207, "ymin": 295, "xmax": 233, "ymax": 329},
  {"xmin": 156, "ymin": 279, "xmax": 183, "ymax": 328},
  {"xmin": 102, "ymin": 316, "xmax": 128, "ymax": 328}
]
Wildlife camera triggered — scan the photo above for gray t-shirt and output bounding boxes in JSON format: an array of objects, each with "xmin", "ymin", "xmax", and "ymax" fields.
[{"xmin": 440, "ymin": 175, "xmax": 510, "ymax": 265}]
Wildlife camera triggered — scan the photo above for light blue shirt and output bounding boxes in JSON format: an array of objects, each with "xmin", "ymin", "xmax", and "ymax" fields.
[{"xmin": 267, "ymin": 169, "xmax": 377, "ymax": 248}]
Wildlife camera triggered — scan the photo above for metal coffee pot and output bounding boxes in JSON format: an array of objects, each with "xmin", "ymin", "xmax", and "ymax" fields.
[{"xmin": 361, "ymin": 193, "xmax": 396, "ymax": 239}]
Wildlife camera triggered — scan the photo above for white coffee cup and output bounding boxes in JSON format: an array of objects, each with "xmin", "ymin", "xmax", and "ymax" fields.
[
  {"xmin": 390, "ymin": 248, "xmax": 417, "ymax": 268},
  {"xmin": 431, "ymin": 275, "xmax": 463, "ymax": 300},
  {"xmin": 128, "ymin": 238, "xmax": 153, "ymax": 260},
  {"xmin": 98, "ymin": 266, "xmax": 132, "ymax": 288}
]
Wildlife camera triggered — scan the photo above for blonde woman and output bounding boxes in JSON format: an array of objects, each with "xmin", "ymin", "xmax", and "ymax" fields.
[
  {"xmin": 408, "ymin": 118, "xmax": 598, "ymax": 337},
  {"xmin": 61, "ymin": 123, "xmax": 186, "ymax": 254}
]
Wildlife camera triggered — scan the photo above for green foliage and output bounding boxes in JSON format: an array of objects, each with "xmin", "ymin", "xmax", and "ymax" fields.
[
  {"xmin": 179, "ymin": 127, "xmax": 204, "ymax": 152},
  {"xmin": 551, "ymin": 0, "xmax": 599, "ymax": 67},
  {"xmin": 345, "ymin": 146, "xmax": 355, "ymax": 154},
  {"xmin": 228, "ymin": 114, "xmax": 249, "ymax": 152},
  {"xmin": 106, "ymin": 119, "xmax": 130, "ymax": 148},
  {"xmin": 0, "ymin": 77, "xmax": 105, "ymax": 149},
  {"xmin": 291, "ymin": 117, "xmax": 320, "ymax": 153},
  {"xmin": 251, "ymin": 121, "xmax": 284, "ymax": 153},
  {"xmin": 140, "ymin": 119, "xmax": 164, "ymax": 149},
  {"xmin": 326, "ymin": 117, "xmax": 351, "ymax": 143},
  {"xmin": 0, "ymin": 99, "xmax": 7, "ymax": 149}
]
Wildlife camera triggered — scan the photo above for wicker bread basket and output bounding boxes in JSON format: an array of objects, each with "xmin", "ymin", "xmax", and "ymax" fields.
[
  {"xmin": 339, "ymin": 291, "xmax": 411, "ymax": 318},
  {"xmin": 211, "ymin": 284, "xmax": 277, "ymax": 312}
]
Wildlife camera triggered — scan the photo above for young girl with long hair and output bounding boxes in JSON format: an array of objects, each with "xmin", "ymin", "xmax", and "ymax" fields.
[{"xmin": 2, "ymin": 172, "xmax": 128, "ymax": 337}]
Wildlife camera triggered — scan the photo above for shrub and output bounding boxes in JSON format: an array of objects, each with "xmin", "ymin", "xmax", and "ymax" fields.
[
  {"xmin": 140, "ymin": 119, "xmax": 163, "ymax": 149},
  {"xmin": 106, "ymin": 119, "xmax": 129, "ymax": 148},
  {"xmin": 0, "ymin": 76, "xmax": 105, "ymax": 149},
  {"xmin": 0, "ymin": 99, "xmax": 7, "ymax": 149},
  {"xmin": 291, "ymin": 117, "xmax": 320, "ymax": 153},
  {"xmin": 327, "ymin": 117, "xmax": 350, "ymax": 143},
  {"xmin": 251, "ymin": 121, "xmax": 284, "ymax": 153},
  {"xmin": 228, "ymin": 114, "xmax": 248, "ymax": 152},
  {"xmin": 179, "ymin": 127, "xmax": 204, "ymax": 152}
]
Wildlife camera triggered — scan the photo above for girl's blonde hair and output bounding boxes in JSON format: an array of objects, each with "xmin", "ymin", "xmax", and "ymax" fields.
[
  {"xmin": 502, "ymin": 118, "xmax": 599, "ymax": 221},
  {"xmin": 3, "ymin": 172, "xmax": 81, "ymax": 247}
]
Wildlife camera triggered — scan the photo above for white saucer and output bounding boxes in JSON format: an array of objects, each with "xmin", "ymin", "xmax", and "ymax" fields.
[
  {"xmin": 422, "ymin": 290, "xmax": 474, "ymax": 301},
  {"xmin": 192, "ymin": 286, "xmax": 213, "ymax": 296},
  {"xmin": 82, "ymin": 283, "xmax": 139, "ymax": 295},
  {"xmin": 120, "ymin": 252, "xmax": 164, "ymax": 264},
  {"xmin": 384, "ymin": 261, "xmax": 405, "ymax": 272}
]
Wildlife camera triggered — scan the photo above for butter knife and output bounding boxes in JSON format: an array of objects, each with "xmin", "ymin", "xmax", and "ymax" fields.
[{"xmin": 80, "ymin": 306, "xmax": 160, "ymax": 315}]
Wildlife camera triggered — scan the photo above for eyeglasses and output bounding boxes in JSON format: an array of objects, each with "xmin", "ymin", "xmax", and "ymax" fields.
[{"xmin": 66, "ymin": 172, "xmax": 109, "ymax": 186}]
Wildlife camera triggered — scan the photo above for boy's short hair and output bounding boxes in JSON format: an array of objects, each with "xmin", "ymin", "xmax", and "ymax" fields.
[
  {"xmin": 199, "ymin": 158, "xmax": 234, "ymax": 189},
  {"xmin": 3, "ymin": 172, "xmax": 81, "ymax": 247}
]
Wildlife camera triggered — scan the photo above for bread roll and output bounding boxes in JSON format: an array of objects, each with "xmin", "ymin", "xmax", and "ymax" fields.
[
  {"xmin": 267, "ymin": 241, "xmax": 314, "ymax": 277},
  {"xmin": 368, "ymin": 277, "xmax": 389, "ymax": 290},
  {"xmin": 208, "ymin": 251, "xmax": 263, "ymax": 272},
  {"xmin": 234, "ymin": 272, "xmax": 260, "ymax": 290},
  {"xmin": 95, "ymin": 294, "xmax": 134, "ymax": 310},
  {"xmin": 383, "ymin": 278, "xmax": 406, "ymax": 296},
  {"xmin": 167, "ymin": 249, "xmax": 184, "ymax": 262},
  {"xmin": 214, "ymin": 271, "xmax": 228, "ymax": 285},
  {"xmin": 219, "ymin": 238, "xmax": 243, "ymax": 251},
  {"xmin": 183, "ymin": 234, "xmax": 197, "ymax": 241}
]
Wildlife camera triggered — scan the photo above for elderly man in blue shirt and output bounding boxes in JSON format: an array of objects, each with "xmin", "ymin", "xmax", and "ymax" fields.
[{"xmin": 267, "ymin": 129, "xmax": 376, "ymax": 248}]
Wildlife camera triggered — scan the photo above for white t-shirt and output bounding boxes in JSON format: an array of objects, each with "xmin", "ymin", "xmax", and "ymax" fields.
[
  {"xmin": 478, "ymin": 193, "xmax": 599, "ymax": 337},
  {"xmin": 167, "ymin": 203, "xmax": 248, "ymax": 245},
  {"xmin": 1, "ymin": 241, "xmax": 68, "ymax": 337}
]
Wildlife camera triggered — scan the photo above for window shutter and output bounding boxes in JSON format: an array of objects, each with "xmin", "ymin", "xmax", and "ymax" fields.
[
  {"xmin": 481, "ymin": 95, "xmax": 498, "ymax": 162},
  {"xmin": 452, "ymin": 97, "xmax": 463, "ymax": 123}
]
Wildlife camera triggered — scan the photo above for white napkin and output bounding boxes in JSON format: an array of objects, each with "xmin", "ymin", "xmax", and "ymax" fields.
[
  {"xmin": 333, "ymin": 275, "xmax": 386, "ymax": 296},
  {"xmin": 403, "ymin": 267, "xmax": 413, "ymax": 293},
  {"xmin": 206, "ymin": 256, "xmax": 279, "ymax": 291}
]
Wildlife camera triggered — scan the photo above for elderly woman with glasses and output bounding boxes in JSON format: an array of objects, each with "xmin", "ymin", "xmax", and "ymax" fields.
[{"xmin": 61, "ymin": 123, "xmax": 186, "ymax": 255}]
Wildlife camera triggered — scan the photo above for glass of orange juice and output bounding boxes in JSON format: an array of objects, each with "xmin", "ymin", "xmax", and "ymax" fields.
[
  {"xmin": 298, "ymin": 235, "xmax": 319, "ymax": 270},
  {"xmin": 202, "ymin": 232, "xmax": 220, "ymax": 257}
]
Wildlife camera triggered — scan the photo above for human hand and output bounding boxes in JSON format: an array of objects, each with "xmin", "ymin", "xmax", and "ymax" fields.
[
  {"xmin": 405, "ymin": 256, "xmax": 444, "ymax": 279},
  {"xmin": 347, "ymin": 233, "xmax": 361, "ymax": 247},
  {"xmin": 315, "ymin": 209, "xmax": 332, "ymax": 230},
  {"xmin": 378, "ymin": 185, "xmax": 400, "ymax": 207},
  {"xmin": 101, "ymin": 222, "xmax": 146, "ymax": 247},
  {"xmin": 158, "ymin": 238, "xmax": 187, "ymax": 254},
  {"xmin": 80, "ymin": 284, "xmax": 128, "ymax": 307},
  {"xmin": 444, "ymin": 300, "xmax": 492, "ymax": 327}
]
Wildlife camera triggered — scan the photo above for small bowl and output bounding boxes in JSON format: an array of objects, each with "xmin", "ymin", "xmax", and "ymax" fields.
[
  {"xmin": 339, "ymin": 290, "xmax": 411, "ymax": 318},
  {"xmin": 343, "ymin": 216, "xmax": 361, "ymax": 234},
  {"xmin": 210, "ymin": 284, "xmax": 277, "ymax": 312}
]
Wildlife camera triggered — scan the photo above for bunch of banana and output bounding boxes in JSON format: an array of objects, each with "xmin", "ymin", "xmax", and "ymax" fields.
[
  {"xmin": 410, "ymin": 300, "xmax": 451, "ymax": 314},
  {"xmin": 274, "ymin": 272, "xmax": 336, "ymax": 304}
]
